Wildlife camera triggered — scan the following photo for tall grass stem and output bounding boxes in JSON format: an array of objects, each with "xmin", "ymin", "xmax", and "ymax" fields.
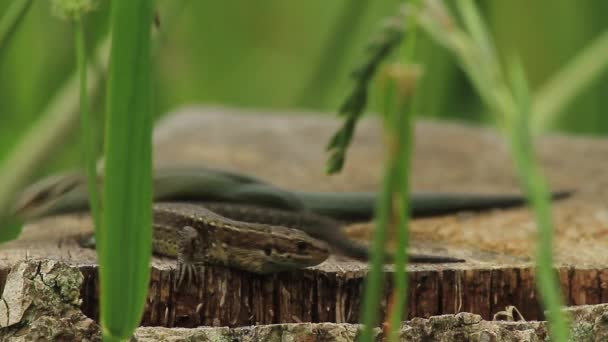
[
  {"xmin": 75, "ymin": 19, "xmax": 101, "ymax": 234},
  {"xmin": 100, "ymin": 0, "xmax": 154, "ymax": 339},
  {"xmin": 414, "ymin": 1, "xmax": 570, "ymax": 339}
]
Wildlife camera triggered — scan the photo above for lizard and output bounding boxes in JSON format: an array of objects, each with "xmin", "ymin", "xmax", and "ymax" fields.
[
  {"xmin": 150, "ymin": 202, "xmax": 330, "ymax": 286},
  {"xmin": 12, "ymin": 166, "xmax": 570, "ymax": 279},
  {"xmin": 14, "ymin": 165, "xmax": 570, "ymax": 221},
  {"xmin": 184, "ymin": 201, "xmax": 462, "ymax": 263},
  {"xmin": 148, "ymin": 201, "xmax": 462, "ymax": 287}
]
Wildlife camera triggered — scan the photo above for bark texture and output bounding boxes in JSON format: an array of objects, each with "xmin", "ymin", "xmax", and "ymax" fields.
[
  {"xmin": 3, "ymin": 260, "xmax": 608, "ymax": 341},
  {"xmin": 0, "ymin": 260, "xmax": 101, "ymax": 341}
]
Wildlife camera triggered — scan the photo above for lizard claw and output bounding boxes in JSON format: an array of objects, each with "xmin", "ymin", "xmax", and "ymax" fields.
[
  {"xmin": 174, "ymin": 225, "xmax": 203, "ymax": 290},
  {"xmin": 175, "ymin": 261, "xmax": 200, "ymax": 289}
]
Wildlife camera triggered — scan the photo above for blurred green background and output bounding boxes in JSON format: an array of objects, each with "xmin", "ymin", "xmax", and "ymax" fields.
[{"xmin": 1, "ymin": 0, "xmax": 607, "ymax": 177}]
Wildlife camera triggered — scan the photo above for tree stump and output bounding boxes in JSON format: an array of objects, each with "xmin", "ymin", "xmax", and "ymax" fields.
[{"xmin": 1, "ymin": 107, "xmax": 607, "ymax": 340}]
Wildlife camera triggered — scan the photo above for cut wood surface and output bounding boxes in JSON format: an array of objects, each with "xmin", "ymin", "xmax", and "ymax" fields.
[{"xmin": 1, "ymin": 106, "xmax": 607, "ymax": 328}]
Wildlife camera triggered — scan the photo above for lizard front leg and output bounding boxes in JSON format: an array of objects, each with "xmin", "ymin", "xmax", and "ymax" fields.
[
  {"xmin": 78, "ymin": 225, "xmax": 204, "ymax": 289},
  {"xmin": 151, "ymin": 224, "xmax": 204, "ymax": 289},
  {"xmin": 174, "ymin": 226, "xmax": 203, "ymax": 288}
]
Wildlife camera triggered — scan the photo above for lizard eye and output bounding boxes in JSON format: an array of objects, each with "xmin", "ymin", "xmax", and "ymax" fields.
[
  {"xmin": 263, "ymin": 246, "xmax": 272, "ymax": 256},
  {"xmin": 296, "ymin": 241, "xmax": 307, "ymax": 253}
]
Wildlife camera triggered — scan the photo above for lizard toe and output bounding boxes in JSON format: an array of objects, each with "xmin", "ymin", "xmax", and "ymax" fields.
[{"xmin": 175, "ymin": 260, "xmax": 201, "ymax": 289}]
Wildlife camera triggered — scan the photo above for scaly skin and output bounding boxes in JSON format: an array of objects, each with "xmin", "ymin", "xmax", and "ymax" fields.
[
  {"xmin": 293, "ymin": 190, "xmax": 572, "ymax": 221},
  {"xmin": 81, "ymin": 201, "xmax": 332, "ymax": 287},
  {"xmin": 152, "ymin": 202, "xmax": 329, "ymax": 284},
  {"xmin": 14, "ymin": 166, "xmax": 571, "ymax": 272},
  {"xmin": 81, "ymin": 200, "xmax": 463, "ymax": 282},
  {"xmin": 14, "ymin": 166, "xmax": 570, "ymax": 221},
  {"xmin": 199, "ymin": 202, "xmax": 462, "ymax": 263}
]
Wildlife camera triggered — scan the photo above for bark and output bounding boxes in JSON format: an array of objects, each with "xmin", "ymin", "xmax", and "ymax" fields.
[{"xmin": 3, "ymin": 259, "xmax": 608, "ymax": 341}]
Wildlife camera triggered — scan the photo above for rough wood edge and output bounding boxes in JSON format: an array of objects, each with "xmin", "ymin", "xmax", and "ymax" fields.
[
  {"xmin": 3, "ymin": 259, "xmax": 608, "ymax": 333},
  {"xmin": 0, "ymin": 260, "xmax": 101, "ymax": 341},
  {"xmin": 3, "ymin": 259, "xmax": 608, "ymax": 341}
]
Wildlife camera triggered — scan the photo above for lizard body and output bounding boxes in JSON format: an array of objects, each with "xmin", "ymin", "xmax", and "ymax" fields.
[
  {"xmin": 81, "ymin": 200, "xmax": 462, "ymax": 282},
  {"xmin": 199, "ymin": 201, "xmax": 461, "ymax": 263},
  {"xmin": 14, "ymin": 166, "xmax": 568, "ymax": 221},
  {"xmin": 151, "ymin": 202, "xmax": 329, "ymax": 281}
]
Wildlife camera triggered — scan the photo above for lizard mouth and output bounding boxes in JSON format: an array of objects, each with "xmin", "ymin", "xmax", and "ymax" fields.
[
  {"xmin": 254, "ymin": 249, "xmax": 330, "ymax": 273},
  {"xmin": 272, "ymin": 248, "xmax": 330, "ymax": 271},
  {"xmin": 254, "ymin": 235, "xmax": 330, "ymax": 272}
]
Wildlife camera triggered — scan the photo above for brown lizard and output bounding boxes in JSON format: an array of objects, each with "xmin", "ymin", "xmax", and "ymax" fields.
[
  {"xmin": 150, "ymin": 202, "xmax": 331, "ymax": 286},
  {"xmin": 82, "ymin": 201, "xmax": 462, "ymax": 287}
]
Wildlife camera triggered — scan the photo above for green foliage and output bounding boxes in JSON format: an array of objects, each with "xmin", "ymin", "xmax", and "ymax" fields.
[
  {"xmin": 331, "ymin": 0, "xmax": 597, "ymax": 338},
  {"xmin": 297, "ymin": 0, "xmax": 371, "ymax": 109},
  {"xmin": 0, "ymin": 0, "xmax": 32, "ymax": 54},
  {"xmin": 75, "ymin": 18, "xmax": 101, "ymax": 238},
  {"xmin": 411, "ymin": 0, "xmax": 571, "ymax": 339},
  {"xmin": 358, "ymin": 63, "xmax": 419, "ymax": 342},
  {"xmin": 2, "ymin": 1, "xmax": 608, "ymax": 179},
  {"xmin": 0, "ymin": 0, "xmax": 33, "ymax": 235},
  {"xmin": 488, "ymin": 0, "xmax": 608, "ymax": 134},
  {"xmin": 100, "ymin": 0, "xmax": 154, "ymax": 339},
  {"xmin": 326, "ymin": 10, "xmax": 405, "ymax": 174},
  {"xmin": 531, "ymin": 30, "xmax": 608, "ymax": 133},
  {"xmin": 0, "ymin": 35, "xmax": 110, "ymax": 242},
  {"xmin": 507, "ymin": 59, "xmax": 570, "ymax": 342}
]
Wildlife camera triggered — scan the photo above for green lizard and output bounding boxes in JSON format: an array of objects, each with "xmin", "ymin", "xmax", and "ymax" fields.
[{"xmin": 15, "ymin": 165, "xmax": 568, "ymax": 221}]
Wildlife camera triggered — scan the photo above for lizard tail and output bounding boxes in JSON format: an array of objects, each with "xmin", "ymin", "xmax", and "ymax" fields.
[
  {"xmin": 294, "ymin": 190, "xmax": 574, "ymax": 221},
  {"xmin": 319, "ymin": 228, "xmax": 465, "ymax": 263}
]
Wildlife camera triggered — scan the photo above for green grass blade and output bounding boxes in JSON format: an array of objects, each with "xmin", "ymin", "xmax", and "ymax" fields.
[
  {"xmin": 75, "ymin": 19, "xmax": 101, "ymax": 233},
  {"xmin": 507, "ymin": 60, "xmax": 570, "ymax": 341},
  {"xmin": 100, "ymin": 0, "xmax": 155, "ymax": 339},
  {"xmin": 414, "ymin": 1, "xmax": 570, "ymax": 339},
  {"xmin": 0, "ymin": 0, "xmax": 32, "ymax": 54},
  {"xmin": 456, "ymin": 0, "xmax": 495, "ymax": 63},
  {"xmin": 531, "ymin": 29, "xmax": 608, "ymax": 133},
  {"xmin": 386, "ymin": 3, "xmax": 421, "ymax": 338},
  {"xmin": 0, "ymin": 0, "xmax": 33, "ymax": 231},
  {"xmin": 357, "ymin": 135, "xmax": 394, "ymax": 341},
  {"xmin": 358, "ymin": 64, "xmax": 419, "ymax": 342},
  {"xmin": 385, "ymin": 65, "xmax": 417, "ymax": 342},
  {"xmin": 357, "ymin": 63, "xmax": 401, "ymax": 342},
  {"xmin": 326, "ymin": 11, "xmax": 405, "ymax": 174}
]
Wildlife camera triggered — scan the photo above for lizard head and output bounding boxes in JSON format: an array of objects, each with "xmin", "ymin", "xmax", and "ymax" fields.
[
  {"xmin": 250, "ymin": 227, "xmax": 331, "ymax": 273},
  {"xmin": 13, "ymin": 171, "xmax": 91, "ymax": 220},
  {"xmin": 204, "ymin": 221, "xmax": 331, "ymax": 274}
]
